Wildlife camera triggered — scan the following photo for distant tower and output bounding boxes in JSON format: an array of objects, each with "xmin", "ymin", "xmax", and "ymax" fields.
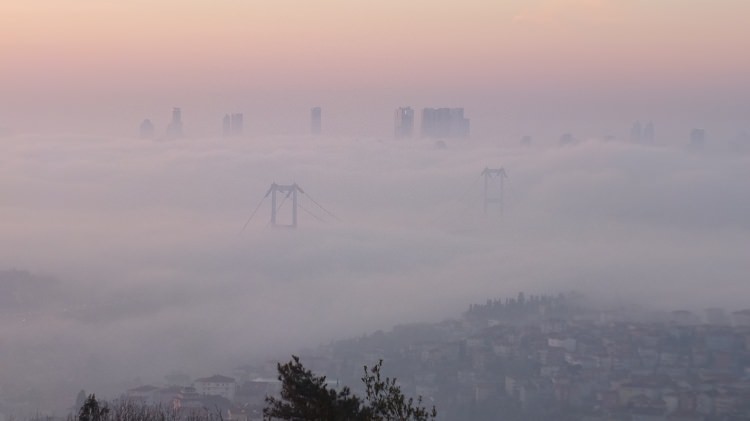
[
  {"xmin": 630, "ymin": 121, "xmax": 643, "ymax": 143},
  {"xmin": 394, "ymin": 107, "xmax": 414, "ymax": 138},
  {"xmin": 559, "ymin": 132, "xmax": 574, "ymax": 145},
  {"xmin": 166, "ymin": 107, "xmax": 183, "ymax": 139},
  {"xmin": 222, "ymin": 114, "xmax": 232, "ymax": 137},
  {"xmin": 222, "ymin": 113, "xmax": 244, "ymax": 137},
  {"xmin": 643, "ymin": 121, "xmax": 655, "ymax": 144},
  {"xmin": 520, "ymin": 135, "xmax": 532, "ymax": 146},
  {"xmin": 139, "ymin": 119, "xmax": 155, "ymax": 139},
  {"xmin": 266, "ymin": 183, "xmax": 303, "ymax": 228},
  {"xmin": 231, "ymin": 113, "xmax": 243, "ymax": 136},
  {"xmin": 689, "ymin": 128, "xmax": 706, "ymax": 149},
  {"xmin": 310, "ymin": 107, "xmax": 322, "ymax": 135},
  {"xmin": 481, "ymin": 167, "xmax": 508, "ymax": 215},
  {"xmin": 420, "ymin": 107, "xmax": 469, "ymax": 138}
]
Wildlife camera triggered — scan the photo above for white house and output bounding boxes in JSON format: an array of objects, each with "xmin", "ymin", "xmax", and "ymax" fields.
[{"xmin": 194, "ymin": 375, "xmax": 236, "ymax": 401}]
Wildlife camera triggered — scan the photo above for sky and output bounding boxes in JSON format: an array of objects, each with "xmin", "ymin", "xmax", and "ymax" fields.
[{"xmin": 1, "ymin": 0, "xmax": 749, "ymax": 137}]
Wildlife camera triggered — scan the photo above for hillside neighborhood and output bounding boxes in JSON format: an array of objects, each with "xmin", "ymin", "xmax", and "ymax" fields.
[{"xmin": 119, "ymin": 294, "xmax": 750, "ymax": 420}]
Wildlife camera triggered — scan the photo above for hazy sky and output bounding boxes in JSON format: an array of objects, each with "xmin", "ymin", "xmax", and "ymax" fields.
[{"xmin": 2, "ymin": 0, "xmax": 749, "ymax": 136}]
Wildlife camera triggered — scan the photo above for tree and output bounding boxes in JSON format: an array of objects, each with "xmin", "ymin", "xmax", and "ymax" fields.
[
  {"xmin": 362, "ymin": 360, "xmax": 436, "ymax": 421},
  {"xmin": 78, "ymin": 394, "xmax": 109, "ymax": 421},
  {"xmin": 74, "ymin": 390, "xmax": 87, "ymax": 413},
  {"xmin": 264, "ymin": 356, "xmax": 436, "ymax": 421}
]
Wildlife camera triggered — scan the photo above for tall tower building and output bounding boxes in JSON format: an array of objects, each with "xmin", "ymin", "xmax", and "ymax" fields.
[
  {"xmin": 690, "ymin": 128, "xmax": 706, "ymax": 148},
  {"xmin": 630, "ymin": 121, "xmax": 643, "ymax": 143},
  {"xmin": 166, "ymin": 107, "xmax": 183, "ymax": 139},
  {"xmin": 222, "ymin": 113, "xmax": 244, "ymax": 137},
  {"xmin": 222, "ymin": 114, "xmax": 231, "ymax": 137},
  {"xmin": 231, "ymin": 113, "xmax": 243, "ymax": 136},
  {"xmin": 310, "ymin": 107, "xmax": 322, "ymax": 135},
  {"xmin": 394, "ymin": 107, "xmax": 414, "ymax": 138},
  {"xmin": 643, "ymin": 121, "xmax": 655, "ymax": 144},
  {"xmin": 420, "ymin": 107, "xmax": 470, "ymax": 138}
]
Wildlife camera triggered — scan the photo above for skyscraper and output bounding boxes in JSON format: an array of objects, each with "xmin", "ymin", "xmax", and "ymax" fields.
[
  {"xmin": 559, "ymin": 132, "xmax": 575, "ymax": 145},
  {"xmin": 231, "ymin": 113, "xmax": 243, "ymax": 136},
  {"xmin": 643, "ymin": 121, "xmax": 655, "ymax": 144},
  {"xmin": 166, "ymin": 107, "xmax": 183, "ymax": 139},
  {"xmin": 394, "ymin": 107, "xmax": 414, "ymax": 138},
  {"xmin": 310, "ymin": 107, "xmax": 322, "ymax": 135},
  {"xmin": 630, "ymin": 121, "xmax": 643, "ymax": 143},
  {"xmin": 222, "ymin": 114, "xmax": 232, "ymax": 137},
  {"xmin": 222, "ymin": 113, "xmax": 244, "ymax": 137},
  {"xmin": 420, "ymin": 107, "xmax": 470, "ymax": 138},
  {"xmin": 690, "ymin": 128, "xmax": 706, "ymax": 148}
]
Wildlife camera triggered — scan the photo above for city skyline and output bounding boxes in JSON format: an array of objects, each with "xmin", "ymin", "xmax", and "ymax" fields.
[{"xmin": 1, "ymin": 1, "xmax": 748, "ymax": 137}]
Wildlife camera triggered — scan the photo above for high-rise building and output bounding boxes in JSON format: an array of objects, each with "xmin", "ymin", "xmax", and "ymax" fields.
[
  {"xmin": 231, "ymin": 113, "xmax": 243, "ymax": 136},
  {"xmin": 310, "ymin": 107, "xmax": 322, "ymax": 135},
  {"xmin": 394, "ymin": 107, "xmax": 414, "ymax": 138},
  {"xmin": 630, "ymin": 121, "xmax": 643, "ymax": 143},
  {"xmin": 139, "ymin": 119, "xmax": 154, "ymax": 139},
  {"xmin": 166, "ymin": 107, "xmax": 183, "ymax": 139},
  {"xmin": 222, "ymin": 113, "xmax": 244, "ymax": 137},
  {"xmin": 420, "ymin": 107, "xmax": 470, "ymax": 138},
  {"xmin": 222, "ymin": 114, "xmax": 232, "ymax": 137},
  {"xmin": 643, "ymin": 121, "xmax": 655, "ymax": 144},
  {"xmin": 690, "ymin": 128, "xmax": 706, "ymax": 148},
  {"xmin": 559, "ymin": 132, "xmax": 575, "ymax": 145},
  {"xmin": 689, "ymin": 129, "xmax": 706, "ymax": 149}
]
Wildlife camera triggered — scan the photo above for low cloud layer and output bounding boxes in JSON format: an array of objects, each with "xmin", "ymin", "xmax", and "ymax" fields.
[{"xmin": 0, "ymin": 134, "xmax": 748, "ymax": 412}]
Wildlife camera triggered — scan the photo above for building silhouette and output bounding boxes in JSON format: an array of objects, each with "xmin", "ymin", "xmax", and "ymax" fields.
[
  {"xmin": 643, "ymin": 121, "xmax": 655, "ymax": 144},
  {"xmin": 223, "ymin": 113, "xmax": 244, "ymax": 137},
  {"xmin": 420, "ymin": 108, "xmax": 470, "ymax": 138},
  {"xmin": 310, "ymin": 107, "xmax": 322, "ymax": 135},
  {"xmin": 394, "ymin": 107, "xmax": 414, "ymax": 138},
  {"xmin": 630, "ymin": 121, "xmax": 643, "ymax": 143},
  {"xmin": 559, "ymin": 132, "xmax": 575, "ymax": 146},
  {"xmin": 139, "ymin": 119, "xmax": 154, "ymax": 139},
  {"xmin": 689, "ymin": 128, "xmax": 706, "ymax": 149},
  {"xmin": 631, "ymin": 120, "xmax": 654, "ymax": 144},
  {"xmin": 231, "ymin": 113, "xmax": 243, "ymax": 136},
  {"xmin": 222, "ymin": 114, "xmax": 231, "ymax": 137},
  {"xmin": 166, "ymin": 107, "xmax": 183, "ymax": 139}
]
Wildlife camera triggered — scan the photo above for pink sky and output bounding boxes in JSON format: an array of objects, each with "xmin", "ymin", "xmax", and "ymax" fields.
[{"xmin": 1, "ymin": 0, "xmax": 749, "ymax": 136}]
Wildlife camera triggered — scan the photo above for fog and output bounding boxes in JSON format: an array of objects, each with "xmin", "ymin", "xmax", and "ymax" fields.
[{"xmin": 1, "ymin": 131, "xmax": 749, "ymax": 412}]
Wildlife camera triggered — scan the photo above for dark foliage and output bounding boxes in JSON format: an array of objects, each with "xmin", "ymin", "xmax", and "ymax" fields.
[
  {"xmin": 78, "ymin": 395, "xmax": 109, "ymax": 421},
  {"xmin": 362, "ymin": 360, "xmax": 437, "ymax": 421},
  {"xmin": 263, "ymin": 355, "xmax": 366, "ymax": 420},
  {"xmin": 264, "ymin": 356, "xmax": 436, "ymax": 421}
]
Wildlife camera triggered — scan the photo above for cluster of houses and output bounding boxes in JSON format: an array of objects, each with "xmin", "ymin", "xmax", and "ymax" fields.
[
  {"xmin": 288, "ymin": 302, "xmax": 750, "ymax": 420},
  {"xmin": 124, "ymin": 374, "xmax": 277, "ymax": 421},
  {"xmin": 121, "ymin": 297, "xmax": 750, "ymax": 420}
]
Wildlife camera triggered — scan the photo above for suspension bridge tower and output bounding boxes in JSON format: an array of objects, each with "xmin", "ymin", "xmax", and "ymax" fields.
[
  {"xmin": 267, "ymin": 183, "xmax": 303, "ymax": 228},
  {"xmin": 239, "ymin": 182, "xmax": 339, "ymax": 233},
  {"xmin": 481, "ymin": 167, "xmax": 507, "ymax": 215}
]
